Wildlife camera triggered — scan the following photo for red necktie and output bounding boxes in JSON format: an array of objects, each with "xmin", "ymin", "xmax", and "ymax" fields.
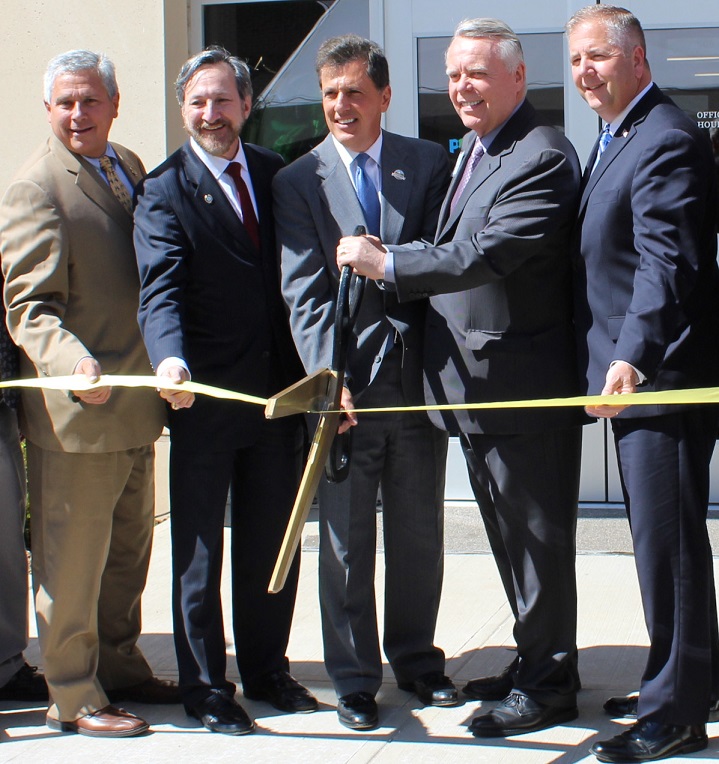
[{"xmin": 225, "ymin": 162, "xmax": 260, "ymax": 250}]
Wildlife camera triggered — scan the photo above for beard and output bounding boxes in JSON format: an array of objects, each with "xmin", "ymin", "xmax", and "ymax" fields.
[{"xmin": 185, "ymin": 120, "xmax": 241, "ymax": 157}]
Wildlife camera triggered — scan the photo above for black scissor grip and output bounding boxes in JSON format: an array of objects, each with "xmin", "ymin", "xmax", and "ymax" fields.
[{"xmin": 325, "ymin": 225, "xmax": 367, "ymax": 483}]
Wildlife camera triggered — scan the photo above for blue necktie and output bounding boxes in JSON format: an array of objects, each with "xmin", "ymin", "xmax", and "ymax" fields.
[
  {"xmin": 592, "ymin": 126, "xmax": 613, "ymax": 172},
  {"xmin": 354, "ymin": 153, "xmax": 381, "ymax": 236}
]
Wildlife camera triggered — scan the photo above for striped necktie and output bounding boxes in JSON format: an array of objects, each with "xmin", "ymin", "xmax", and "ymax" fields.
[
  {"xmin": 592, "ymin": 126, "xmax": 613, "ymax": 172},
  {"xmin": 451, "ymin": 141, "xmax": 484, "ymax": 212}
]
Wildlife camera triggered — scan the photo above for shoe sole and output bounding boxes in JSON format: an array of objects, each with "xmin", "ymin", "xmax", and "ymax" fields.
[
  {"xmin": 46, "ymin": 716, "xmax": 149, "ymax": 738},
  {"xmin": 471, "ymin": 707, "xmax": 579, "ymax": 738},
  {"xmin": 591, "ymin": 736, "xmax": 708, "ymax": 763},
  {"xmin": 185, "ymin": 708, "xmax": 255, "ymax": 735},
  {"xmin": 338, "ymin": 716, "xmax": 378, "ymax": 731}
]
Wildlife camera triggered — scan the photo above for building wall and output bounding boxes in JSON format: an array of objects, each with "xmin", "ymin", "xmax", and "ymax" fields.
[{"xmin": 0, "ymin": 0, "xmax": 189, "ymax": 191}]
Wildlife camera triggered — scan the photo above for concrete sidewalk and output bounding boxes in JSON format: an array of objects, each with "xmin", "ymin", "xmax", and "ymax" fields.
[{"xmin": 2, "ymin": 514, "xmax": 718, "ymax": 763}]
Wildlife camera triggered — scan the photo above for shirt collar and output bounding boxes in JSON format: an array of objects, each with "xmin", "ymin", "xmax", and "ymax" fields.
[
  {"xmin": 83, "ymin": 143, "xmax": 116, "ymax": 172},
  {"xmin": 190, "ymin": 137, "xmax": 248, "ymax": 180},
  {"xmin": 473, "ymin": 99, "xmax": 525, "ymax": 153},
  {"xmin": 605, "ymin": 81, "xmax": 654, "ymax": 137},
  {"xmin": 331, "ymin": 132, "xmax": 383, "ymax": 173}
]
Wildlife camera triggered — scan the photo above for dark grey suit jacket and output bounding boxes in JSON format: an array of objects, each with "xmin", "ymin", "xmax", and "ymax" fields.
[
  {"xmin": 274, "ymin": 131, "xmax": 450, "ymax": 405},
  {"xmin": 391, "ymin": 100, "xmax": 583, "ymax": 434}
]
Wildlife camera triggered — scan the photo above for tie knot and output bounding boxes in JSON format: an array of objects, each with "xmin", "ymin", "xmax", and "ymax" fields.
[
  {"xmin": 99, "ymin": 155, "xmax": 113, "ymax": 171},
  {"xmin": 355, "ymin": 153, "xmax": 370, "ymax": 171},
  {"xmin": 225, "ymin": 161, "xmax": 243, "ymax": 182},
  {"xmin": 599, "ymin": 126, "xmax": 613, "ymax": 152}
]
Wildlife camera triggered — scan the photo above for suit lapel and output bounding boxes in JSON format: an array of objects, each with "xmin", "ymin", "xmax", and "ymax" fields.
[
  {"xmin": 180, "ymin": 143, "xmax": 256, "ymax": 252},
  {"xmin": 579, "ymin": 86, "xmax": 662, "ymax": 214},
  {"xmin": 378, "ymin": 131, "xmax": 412, "ymax": 244},
  {"xmin": 436, "ymin": 133, "xmax": 502, "ymax": 241},
  {"xmin": 51, "ymin": 136, "xmax": 133, "ymax": 231},
  {"xmin": 316, "ymin": 136, "xmax": 366, "ymax": 235},
  {"xmin": 245, "ymin": 143, "xmax": 274, "ymax": 253}
]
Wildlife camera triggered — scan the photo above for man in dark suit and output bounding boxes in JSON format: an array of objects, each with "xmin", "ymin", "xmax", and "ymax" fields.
[
  {"xmin": 134, "ymin": 47, "xmax": 316, "ymax": 736},
  {"xmin": 274, "ymin": 34, "xmax": 454, "ymax": 731},
  {"xmin": 567, "ymin": 6, "xmax": 719, "ymax": 762},
  {"xmin": 0, "ymin": 50, "xmax": 171, "ymax": 737},
  {"xmin": 339, "ymin": 18, "xmax": 583, "ymax": 738},
  {"xmin": 0, "ymin": 287, "xmax": 48, "ymax": 705}
]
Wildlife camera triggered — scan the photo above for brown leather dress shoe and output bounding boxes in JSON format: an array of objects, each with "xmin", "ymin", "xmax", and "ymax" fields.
[
  {"xmin": 46, "ymin": 705, "xmax": 149, "ymax": 737},
  {"xmin": 106, "ymin": 676, "xmax": 181, "ymax": 704}
]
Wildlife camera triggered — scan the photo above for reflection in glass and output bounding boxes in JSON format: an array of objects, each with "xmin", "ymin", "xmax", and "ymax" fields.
[{"xmin": 243, "ymin": 0, "xmax": 369, "ymax": 163}]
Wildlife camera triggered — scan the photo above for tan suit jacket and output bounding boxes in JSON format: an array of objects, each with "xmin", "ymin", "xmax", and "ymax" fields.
[{"xmin": 0, "ymin": 135, "xmax": 164, "ymax": 451}]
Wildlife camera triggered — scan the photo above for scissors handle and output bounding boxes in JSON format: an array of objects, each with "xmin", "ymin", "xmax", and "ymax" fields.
[{"xmin": 326, "ymin": 225, "xmax": 367, "ymax": 483}]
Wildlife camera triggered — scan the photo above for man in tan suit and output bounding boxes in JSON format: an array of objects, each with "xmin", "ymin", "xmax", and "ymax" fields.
[{"xmin": 0, "ymin": 50, "xmax": 175, "ymax": 737}]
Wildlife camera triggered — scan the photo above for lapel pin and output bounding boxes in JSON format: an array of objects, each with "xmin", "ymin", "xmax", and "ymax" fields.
[
  {"xmin": 391, "ymin": 169, "xmax": 406, "ymax": 181},
  {"xmin": 203, "ymin": 194, "xmax": 214, "ymax": 204}
]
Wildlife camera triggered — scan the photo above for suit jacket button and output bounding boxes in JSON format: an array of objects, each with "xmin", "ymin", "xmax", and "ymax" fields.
[{"xmin": 261, "ymin": 350, "xmax": 270, "ymax": 359}]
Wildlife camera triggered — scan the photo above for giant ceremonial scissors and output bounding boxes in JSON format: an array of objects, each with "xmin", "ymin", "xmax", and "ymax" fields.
[{"xmin": 265, "ymin": 227, "xmax": 366, "ymax": 593}]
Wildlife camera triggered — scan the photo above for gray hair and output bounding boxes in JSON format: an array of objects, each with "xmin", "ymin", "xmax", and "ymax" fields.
[
  {"xmin": 451, "ymin": 18, "xmax": 524, "ymax": 71},
  {"xmin": 44, "ymin": 50, "xmax": 118, "ymax": 103},
  {"xmin": 566, "ymin": 5, "xmax": 646, "ymax": 58},
  {"xmin": 175, "ymin": 46, "xmax": 252, "ymax": 105}
]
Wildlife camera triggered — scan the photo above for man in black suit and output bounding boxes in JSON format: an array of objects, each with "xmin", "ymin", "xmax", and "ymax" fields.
[
  {"xmin": 274, "ymin": 35, "xmax": 454, "ymax": 731},
  {"xmin": 339, "ymin": 18, "xmax": 583, "ymax": 738},
  {"xmin": 133, "ymin": 47, "xmax": 316, "ymax": 735},
  {"xmin": 567, "ymin": 6, "xmax": 719, "ymax": 762}
]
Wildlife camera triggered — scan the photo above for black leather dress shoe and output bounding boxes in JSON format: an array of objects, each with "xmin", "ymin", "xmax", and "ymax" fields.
[
  {"xmin": 590, "ymin": 719, "xmax": 707, "ymax": 762},
  {"xmin": 107, "ymin": 676, "xmax": 181, "ymax": 705},
  {"xmin": 603, "ymin": 692, "xmax": 640, "ymax": 718},
  {"xmin": 243, "ymin": 670, "xmax": 318, "ymax": 713},
  {"xmin": 604, "ymin": 692, "xmax": 719, "ymax": 723},
  {"xmin": 337, "ymin": 692, "xmax": 378, "ymax": 730},
  {"xmin": 0, "ymin": 663, "xmax": 49, "ymax": 702},
  {"xmin": 462, "ymin": 656, "xmax": 519, "ymax": 701},
  {"xmin": 398, "ymin": 672, "xmax": 459, "ymax": 707},
  {"xmin": 469, "ymin": 692, "xmax": 578, "ymax": 737},
  {"xmin": 185, "ymin": 691, "xmax": 255, "ymax": 735}
]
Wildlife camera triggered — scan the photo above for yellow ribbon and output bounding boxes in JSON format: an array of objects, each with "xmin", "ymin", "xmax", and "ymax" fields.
[
  {"xmin": 0, "ymin": 374, "xmax": 268, "ymax": 406},
  {"xmin": 1, "ymin": 374, "xmax": 718, "ymax": 412}
]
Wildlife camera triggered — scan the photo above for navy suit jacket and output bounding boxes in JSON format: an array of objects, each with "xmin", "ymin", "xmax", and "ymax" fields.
[
  {"xmin": 134, "ymin": 140, "xmax": 304, "ymax": 450},
  {"xmin": 574, "ymin": 85, "xmax": 719, "ymax": 418},
  {"xmin": 391, "ymin": 100, "xmax": 583, "ymax": 434}
]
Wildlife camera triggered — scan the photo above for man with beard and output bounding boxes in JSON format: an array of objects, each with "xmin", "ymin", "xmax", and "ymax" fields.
[{"xmin": 133, "ymin": 47, "xmax": 315, "ymax": 735}]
